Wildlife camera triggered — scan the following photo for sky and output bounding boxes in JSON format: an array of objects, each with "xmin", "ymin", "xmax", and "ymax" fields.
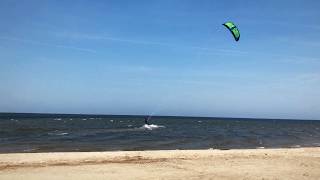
[{"xmin": 0, "ymin": 0, "xmax": 320, "ymax": 119}]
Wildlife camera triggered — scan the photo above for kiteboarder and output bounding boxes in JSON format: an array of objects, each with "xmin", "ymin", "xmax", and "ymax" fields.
[{"xmin": 144, "ymin": 116, "xmax": 151, "ymax": 125}]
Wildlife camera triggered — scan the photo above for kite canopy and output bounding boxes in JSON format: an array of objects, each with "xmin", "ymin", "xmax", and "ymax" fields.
[{"xmin": 223, "ymin": 22, "xmax": 240, "ymax": 41}]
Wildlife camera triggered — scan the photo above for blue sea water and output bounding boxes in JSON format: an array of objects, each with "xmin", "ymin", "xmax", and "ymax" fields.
[{"xmin": 0, "ymin": 113, "xmax": 319, "ymax": 153}]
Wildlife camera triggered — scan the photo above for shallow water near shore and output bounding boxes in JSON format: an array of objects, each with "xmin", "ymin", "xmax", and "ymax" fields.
[{"xmin": 0, "ymin": 113, "xmax": 320, "ymax": 153}]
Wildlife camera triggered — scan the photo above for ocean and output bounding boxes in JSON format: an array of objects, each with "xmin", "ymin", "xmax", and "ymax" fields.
[{"xmin": 0, "ymin": 113, "xmax": 319, "ymax": 153}]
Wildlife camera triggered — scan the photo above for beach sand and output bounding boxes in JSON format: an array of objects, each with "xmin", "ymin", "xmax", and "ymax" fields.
[{"xmin": 0, "ymin": 148, "xmax": 319, "ymax": 180}]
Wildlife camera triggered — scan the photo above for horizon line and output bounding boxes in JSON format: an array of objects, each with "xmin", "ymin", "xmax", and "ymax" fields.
[{"xmin": 0, "ymin": 112, "xmax": 318, "ymax": 121}]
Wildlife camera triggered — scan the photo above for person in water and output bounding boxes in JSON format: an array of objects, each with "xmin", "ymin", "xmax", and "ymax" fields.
[{"xmin": 144, "ymin": 116, "xmax": 151, "ymax": 125}]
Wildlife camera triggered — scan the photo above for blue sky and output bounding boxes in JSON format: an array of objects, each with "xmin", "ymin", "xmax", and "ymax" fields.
[{"xmin": 0, "ymin": 0, "xmax": 320, "ymax": 119}]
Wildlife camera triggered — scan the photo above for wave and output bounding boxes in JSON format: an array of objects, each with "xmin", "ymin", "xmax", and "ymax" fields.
[
  {"xmin": 140, "ymin": 124, "xmax": 165, "ymax": 130},
  {"xmin": 23, "ymin": 148, "xmax": 38, "ymax": 152},
  {"xmin": 48, "ymin": 131, "xmax": 69, "ymax": 136},
  {"xmin": 290, "ymin": 145, "xmax": 301, "ymax": 148},
  {"xmin": 256, "ymin": 147, "xmax": 265, "ymax": 149}
]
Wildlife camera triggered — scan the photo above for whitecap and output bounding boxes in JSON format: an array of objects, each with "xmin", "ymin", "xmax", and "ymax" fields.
[
  {"xmin": 53, "ymin": 118, "xmax": 62, "ymax": 121},
  {"xmin": 140, "ymin": 124, "xmax": 165, "ymax": 130},
  {"xmin": 290, "ymin": 145, "xmax": 301, "ymax": 148},
  {"xmin": 48, "ymin": 131, "xmax": 69, "ymax": 136},
  {"xmin": 23, "ymin": 148, "xmax": 38, "ymax": 152},
  {"xmin": 57, "ymin": 132, "xmax": 69, "ymax": 135}
]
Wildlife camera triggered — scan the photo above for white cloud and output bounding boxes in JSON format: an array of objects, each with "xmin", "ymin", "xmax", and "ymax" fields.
[
  {"xmin": 278, "ymin": 55, "xmax": 320, "ymax": 64},
  {"xmin": 54, "ymin": 31, "xmax": 250, "ymax": 56},
  {"xmin": 0, "ymin": 36, "xmax": 97, "ymax": 53},
  {"xmin": 296, "ymin": 73, "xmax": 320, "ymax": 83}
]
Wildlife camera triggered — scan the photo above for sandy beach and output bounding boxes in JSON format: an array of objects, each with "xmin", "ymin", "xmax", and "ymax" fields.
[{"xmin": 0, "ymin": 148, "xmax": 319, "ymax": 180}]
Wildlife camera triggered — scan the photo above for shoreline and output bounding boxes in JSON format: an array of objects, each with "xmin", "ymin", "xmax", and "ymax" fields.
[{"xmin": 1, "ymin": 147, "xmax": 320, "ymax": 179}]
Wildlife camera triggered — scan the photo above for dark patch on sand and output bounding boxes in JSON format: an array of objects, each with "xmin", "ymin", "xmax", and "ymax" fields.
[{"xmin": 0, "ymin": 156, "xmax": 175, "ymax": 171}]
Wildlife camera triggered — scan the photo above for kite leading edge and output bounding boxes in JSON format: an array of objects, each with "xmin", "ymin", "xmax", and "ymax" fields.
[{"xmin": 223, "ymin": 22, "xmax": 240, "ymax": 41}]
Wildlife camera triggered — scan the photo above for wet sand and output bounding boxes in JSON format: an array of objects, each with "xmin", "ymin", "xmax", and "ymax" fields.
[{"xmin": 1, "ymin": 148, "xmax": 320, "ymax": 180}]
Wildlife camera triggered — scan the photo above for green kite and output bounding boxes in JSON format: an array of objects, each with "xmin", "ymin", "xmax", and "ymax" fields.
[{"xmin": 223, "ymin": 22, "xmax": 240, "ymax": 41}]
